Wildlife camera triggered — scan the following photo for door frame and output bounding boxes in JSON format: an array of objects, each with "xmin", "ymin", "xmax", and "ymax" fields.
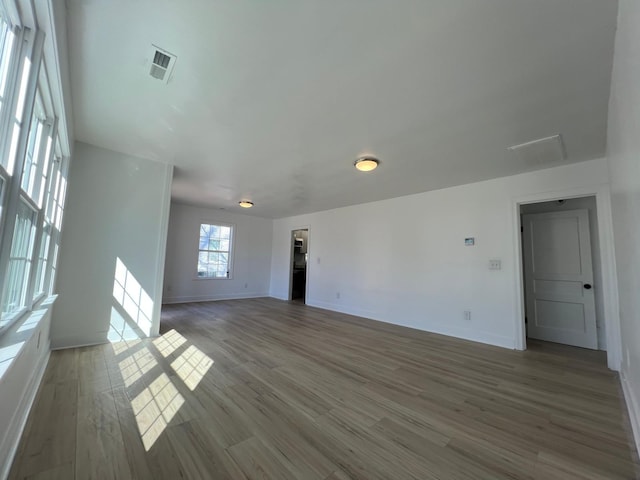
[
  {"xmin": 288, "ymin": 226, "xmax": 310, "ymax": 303},
  {"xmin": 511, "ymin": 184, "xmax": 621, "ymax": 370}
]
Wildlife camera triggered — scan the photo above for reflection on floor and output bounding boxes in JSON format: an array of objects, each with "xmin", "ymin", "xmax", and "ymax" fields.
[{"xmin": 526, "ymin": 338, "xmax": 608, "ymax": 366}]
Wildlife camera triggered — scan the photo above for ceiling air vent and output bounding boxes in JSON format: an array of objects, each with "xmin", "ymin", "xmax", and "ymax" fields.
[
  {"xmin": 148, "ymin": 46, "xmax": 176, "ymax": 84},
  {"xmin": 507, "ymin": 134, "xmax": 566, "ymax": 166}
]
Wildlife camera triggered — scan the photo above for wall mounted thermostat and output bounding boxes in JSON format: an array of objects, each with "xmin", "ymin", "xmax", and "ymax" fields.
[{"xmin": 464, "ymin": 237, "xmax": 475, "ymax": 246}]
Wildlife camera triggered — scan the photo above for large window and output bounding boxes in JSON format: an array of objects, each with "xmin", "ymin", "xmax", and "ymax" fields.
[
  {"xmin": 20, "ymin": 93, "xmax": 45, "ymax": 202},
  {"xmin": 1, "ymin": 200, "xmax": 36, "ymax": 324},
  {"xmin": 197, "ymin": 223, "xmax": 233, "ymax": 279},
  {"xmin": 0, "ymin": 14, "xmax": 13, "ymax": 228},
  {"xmin": 0, "ymin": 5, "xmax": 70, "ymax": 335},
  {"xmin": 32, "ymin": 220, "xmax": 50, "ymax": 298},
  {"xmin": 0, "ymin": 15, "xmax": 15, "ymax": 133}
]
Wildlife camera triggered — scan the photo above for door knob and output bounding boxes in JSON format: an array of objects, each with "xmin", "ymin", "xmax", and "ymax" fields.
[{"xmin": 584, "ymin": 284, "xmax": 592, "ymax": 290}]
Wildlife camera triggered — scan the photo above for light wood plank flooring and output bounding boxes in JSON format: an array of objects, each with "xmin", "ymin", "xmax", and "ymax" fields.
[{"xmin": 9, "ymin": 298, "xmax": 640, "ymax": 479}]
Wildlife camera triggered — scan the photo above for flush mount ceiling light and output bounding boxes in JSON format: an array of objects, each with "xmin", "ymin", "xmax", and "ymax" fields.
[
  {"xmin": 238, "ymin": 200, "xmax": 254, "ymax": 208},
  {"xmin": 354, "ymin": 156, "xmax": 380, "ymax": 172}
]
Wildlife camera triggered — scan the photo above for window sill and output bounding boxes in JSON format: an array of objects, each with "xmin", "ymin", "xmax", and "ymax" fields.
[
  {"xmin": 0, "ymin": 295, "xmax": 57, "ymax": 380},
  {"xmin": 0, "ymin": 307, "xmax": 29, "ymax": 333}
]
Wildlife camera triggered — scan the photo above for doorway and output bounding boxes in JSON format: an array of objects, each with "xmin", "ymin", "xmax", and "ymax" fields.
[
  {"xmin": 289, "ymin": 229, "xmax": 309, "ymax": 303},
  {"xmin": 520, "ymin": 196, "xmax": 606, "ymax": 352}
]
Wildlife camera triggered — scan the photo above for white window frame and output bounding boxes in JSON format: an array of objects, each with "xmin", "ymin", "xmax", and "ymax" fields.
[
  {"xmin": 0, "ymin": 23, "xmax": 44, "ymax": 334},
  {"xmin": 0, "ymin": 0, "xmax": 73, "ymax": 339},
  {"xmin": 194, "ymin": 221, "xmax": 235, "ymax": 280},
  {"xmin": 1, "ymin": 195, "xmax": 37, "ymax": 323}
]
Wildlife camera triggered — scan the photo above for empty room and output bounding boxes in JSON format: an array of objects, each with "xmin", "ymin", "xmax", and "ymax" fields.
[{"xmin": 1, "ymin": 0, "xmax": 639, "ymax": 478}]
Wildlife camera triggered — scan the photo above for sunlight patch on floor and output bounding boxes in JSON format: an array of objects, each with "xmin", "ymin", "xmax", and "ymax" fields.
[
  {"xmin": 111, "ymin": 338, "xmax": 142, "ymax": 356},
  {"xmin": 118, "ymin": 346, "xmax": 158, "ymax": 387},
  {"xmin": 131, "ymin": 372, "xmax": 184, "ymax": 451},
  {"xmin": 170, "ymin": 345, "xmax": 214, "ymax": 391},
  {"xmin": 153, "ymin": 329, "xmax": 187, "ymax": 357}
]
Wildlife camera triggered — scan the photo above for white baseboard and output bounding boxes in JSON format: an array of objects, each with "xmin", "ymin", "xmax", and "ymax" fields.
[
  {"xmin": 50, "ymin": 334, "xmax": 111, "ymax": 350},
  {"xmin": 162, "ymin": 292, "xmax": 269, "ymax": 304},
  {"xmin": 270, "ymin": 294, "xmax": 289, "ymax": 301},
  {"xmin": 51, "ymin": 339, "xmax": 108, "ymax": 351},
  {"xmin": 620, "ymin": 373, "xmax": 640, "ymax": 459},
  {"xmin": 0, "ymin": 346, "xmax": 50, "ymax": 480},
  {"xmin": 306, "ymin": 299, "xmax": 515, "ymax": 350}
]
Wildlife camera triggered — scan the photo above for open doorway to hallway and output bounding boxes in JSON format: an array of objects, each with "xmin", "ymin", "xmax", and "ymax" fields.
[
  {"xmin": 519, "ymin": 196, "xmax": 606, "ymax": 358},
  {"xmin": 289, "ymin": 229, "xmax": 309, "ymax": 303}
]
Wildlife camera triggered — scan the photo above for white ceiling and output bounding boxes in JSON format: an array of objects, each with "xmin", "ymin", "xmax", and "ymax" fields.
[{"xmin": 65, "ymin": 0, "xmax": 618, "ymax": 218}]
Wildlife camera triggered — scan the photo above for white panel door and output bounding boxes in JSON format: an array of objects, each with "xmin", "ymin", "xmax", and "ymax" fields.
[{"xmin": 522, "ymin": 209, "xmax": 597, "ymax": 349}]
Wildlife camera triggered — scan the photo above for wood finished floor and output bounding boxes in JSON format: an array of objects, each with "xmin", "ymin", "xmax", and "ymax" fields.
[{"xmin": 8, "ymin": 298, "xmax": 640, "ymax": 479}]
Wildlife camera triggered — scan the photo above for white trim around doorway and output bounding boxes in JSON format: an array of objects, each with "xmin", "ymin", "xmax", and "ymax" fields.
[
  {"xmin": 288, "ymin": 225, "xmax": 311, "ymax": 304},
  {"xmin": 510, "ymin": 183, "xmax": 621, "ymax": 371}
]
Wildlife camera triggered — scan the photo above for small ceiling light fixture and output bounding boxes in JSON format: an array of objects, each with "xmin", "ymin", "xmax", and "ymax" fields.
[
  {"xmin": 354, "ymin": 156, "xmax": 380, "ymax": 172},
  {"xmin": 238, "ymin": 200, "xmax": 254, "ymax": 208}
]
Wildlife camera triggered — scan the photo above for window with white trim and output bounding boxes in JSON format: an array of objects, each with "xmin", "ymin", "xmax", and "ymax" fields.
[
  {"xmin": 197, "ymin": 223, "xmax": 233, "ymax": 278},
  {"xmin": 1, "ymin": 199, "xmax": 36, "ymax": 324},
  {"xmin": 0, "ymin": 15, "xmax": 15, "ymax": 141},
  {"xmin": 20, "ymin": 92, "xmax": 46, "ymax": 202},
  {"xmin": 46, "ymin": 154, "xmax": 68, "ymax": 292},
  {"xmin": 0, "ymin": 3, "xmax": 71, "ymax": 336}
]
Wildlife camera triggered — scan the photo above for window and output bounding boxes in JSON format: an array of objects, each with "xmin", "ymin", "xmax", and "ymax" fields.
[
  {"xmin": 32, "ymin": 221, "xmax": 50, "ymax": 299},
  {"xmin": 42, "ymin": 153, "xmax": 67, "ymax": 295},
  {"xmin": 197, "ymin": 223, "xmax": 233, "ymax": 278},
  {"xmin": 21, "ymin": 93, "xmax": 46, "ymax": 202},
  {"xmin": 0, "ymin": 5, "xmax": 71, "ymax": 336},
  {"xmin": 1, "ymin": 200, "xmax": 37, "ymax": 325},
  {"xmin": 5, "ymin": 53, "xmax": 31, "ymax": 175},
  {"xmin": 0, "ymin": 16, "xmax": 15, "ymax": 130}
]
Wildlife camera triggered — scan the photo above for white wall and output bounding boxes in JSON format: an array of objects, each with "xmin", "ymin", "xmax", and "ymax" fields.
[
  {"xmin": 51, "ymin": 142, "xmax": 173, "ymax": 348},
  {"xmin": 163, "ymin": 203, "xmax": 272, "ymax": 303},
  {"xmin": 271, "ymin": 158, "xmax": 611, "ymax": 349},
  {"xmin": 0, "ymin": 302, "xmax": 52, "ymax": 476},
  {"xmin": 521, "ymin": 196, "xmax": 606, "ymax": 350},
  {"xmin": 606, "ymin": 0, "xmax": 640, "ymax": 452}
]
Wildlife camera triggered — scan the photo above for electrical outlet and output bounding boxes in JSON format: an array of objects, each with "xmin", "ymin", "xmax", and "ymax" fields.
[
  {"xmin": 489, "ymin": 259, "xmax": 502, "ymax": 270},
  {"xmin": 464, "ymin": 310, "xmax": 471, "ymax": 321}
]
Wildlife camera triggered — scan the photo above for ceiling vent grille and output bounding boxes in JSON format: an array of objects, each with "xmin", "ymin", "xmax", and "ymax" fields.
[
  {"xmin": 148, "ymin": 46, "xmax": 176, "ymax": 84},
  {"xmin": 507, "ymin": 134, "xmax": 566, "ymax": 166}
]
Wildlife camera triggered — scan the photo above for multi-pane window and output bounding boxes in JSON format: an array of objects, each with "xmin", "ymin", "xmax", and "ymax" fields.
[
  {"xmin": 0, "ymin": 200, "xmax": 37, "ymax": 325},
  {"xmin": 32, "ymin": 221, "xmax": 50, "ymax": 299},
  {"xmin": 47, "ymin": 155, "xmax": 67, "ymax": 291},
  {"xmin": 21, "ymin": 94, "xmax": 46, "ymax": 201},
  {"xmin": 44, "ymin": 155, "xmax": 59, "ymax": 223},
  {"xmin": 37, "ymin": 128, "xmax": 53, "ymax": 207},
  {"xmin": 0, "ymin": 7, "xmax": 71, "ymax": 335},
  {"xmin": 47, "ymin": 236, "xmax": 59, "ymax": 294},
  {"xmin": 51, "ymin": 156, "xmax": 66, "ymax": 231},
  {"xmin": 197, "ymin": 223, "xmax": 233, "ymax": 278},
  {"xmin": 0, "ymin": 16, "xmax": 14, "ymax": 136},
  {"xmin": 5, "ymin": 50, "xmax": 31, "ymax": 175}
]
